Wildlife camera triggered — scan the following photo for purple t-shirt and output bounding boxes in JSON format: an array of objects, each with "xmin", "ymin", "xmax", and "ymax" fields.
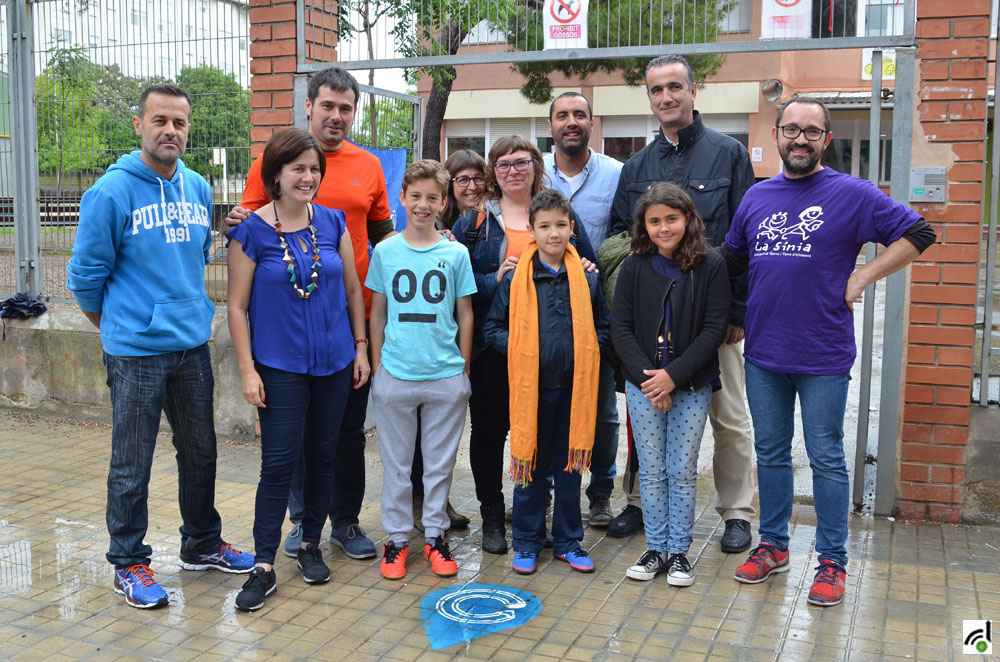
[
  {"xmin": 226, "ymin": 204, "xmax": 355, "ymax": 376},
  {"xmin": 725, "ymin": 167, "xmax": 922, "ymax": 375}
]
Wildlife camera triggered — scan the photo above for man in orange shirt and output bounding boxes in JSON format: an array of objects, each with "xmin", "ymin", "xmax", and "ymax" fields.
[{"xmin": 228, "ymin": 67, "xmax": 393, "ymax": 560}]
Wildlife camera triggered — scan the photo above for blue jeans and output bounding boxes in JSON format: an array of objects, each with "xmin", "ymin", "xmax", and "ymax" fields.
[
  {"xmin": 512, "ymin": 387, "xmax": 584, "ymax": 555},
  {"xmin": 103, "ymin": 345, "xmax": 223, "ymax": 568},
  {"xmin": 586, "ymin": 358, "xmax": 620, "ymax": 499},
  {"xmin": 288, "ymin": 330, "xmax": 371, "ymax": 528},
  {"xmin": 254, "ymin": 363, "xmax": 351, "ymax": 564},
  {"xmin": 626, "ymin": 382, "xmax": 712, "ymax": 555},
  {"xmin": 744, "ymin": 361, "xmax": 850, "ymax": 565}
]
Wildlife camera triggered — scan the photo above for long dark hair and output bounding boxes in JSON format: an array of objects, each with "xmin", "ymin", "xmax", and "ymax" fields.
[
  {"xmin": 440, "ymin": 149, "xmax": 486, "ymax": 230},
  {"xmin": 631, "ymin": 182, "xmax": 708, "ymax": 273}
]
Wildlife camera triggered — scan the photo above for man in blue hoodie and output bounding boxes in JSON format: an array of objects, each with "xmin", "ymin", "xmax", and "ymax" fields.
[{"xmin": 67, "ymin": 84, "xmax": 253, "ymax": 609}]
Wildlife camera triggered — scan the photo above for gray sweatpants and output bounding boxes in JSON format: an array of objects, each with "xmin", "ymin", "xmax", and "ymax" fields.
[{"xmin": 372, "ymin": 364, "xmax": 471, "ymax": 546}]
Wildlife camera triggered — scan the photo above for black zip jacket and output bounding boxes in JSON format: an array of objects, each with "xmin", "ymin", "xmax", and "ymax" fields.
[
  {"xmin": 611, "ymin": 251, "xmax": 730, "ymax": 391},
  {"xmin": 608, "ymin": 112, "xmax": 755, "ymax": 326},
  {"xmin": 483, "ymin": 253, "xmax": 610, "ymax": 390}
]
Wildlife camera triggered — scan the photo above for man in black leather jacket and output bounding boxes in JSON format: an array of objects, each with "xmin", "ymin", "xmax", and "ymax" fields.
[{"xmin": 606, "ymin": 54, "xmax": 757, "ymax": 554}]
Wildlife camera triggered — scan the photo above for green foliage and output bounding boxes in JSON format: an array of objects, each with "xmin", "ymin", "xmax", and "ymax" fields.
[
  {"xmin": 508, "ymin": 0, "xmax": 735, "ymax": 104},
  {"xmin": 352, "ymin": 97, "xmax": 417, "ymax": 153},
  {"xmin": 35, "ymin": 48, "xmax": 249, "ymax": 185},
  {"xmin": 176, "ymin": 65, "xmax": 251, "ymax": 177}
]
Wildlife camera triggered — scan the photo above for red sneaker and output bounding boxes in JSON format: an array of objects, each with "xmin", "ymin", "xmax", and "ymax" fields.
[
  {"xmin": 734, "ymin": 542, "xmax": 790, "ymax": 584},
  {"xmin": 380, "ymin": 542, "xmax": 409, "ymax": 580},
  {"xmin": 807, "ymin": 559, "xmax": 847, "ymax": 606},
  {"xmin": 423, "ymin": 539, "xmax": 458, "ymax": 577}
]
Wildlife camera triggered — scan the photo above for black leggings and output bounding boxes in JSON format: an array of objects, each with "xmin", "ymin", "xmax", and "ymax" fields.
[{"xmin": 467, "ymin": 348, "xmax": 510, "ymax": 512}]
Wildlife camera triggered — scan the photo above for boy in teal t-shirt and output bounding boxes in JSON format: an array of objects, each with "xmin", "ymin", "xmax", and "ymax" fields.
[{"xmin": 366, "ymin": 160, "xmax": 475, "ymax": 581}]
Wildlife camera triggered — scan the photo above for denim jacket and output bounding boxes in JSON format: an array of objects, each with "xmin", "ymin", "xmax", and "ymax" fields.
[{"xmin": 453, "ymin": 198, "xmax": 599, "ymax": 349}]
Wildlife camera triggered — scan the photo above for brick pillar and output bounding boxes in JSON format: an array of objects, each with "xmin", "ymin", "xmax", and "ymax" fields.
[
  {"xmin": 900, "ymin": 0, "xmax": 990, "ymax": 522},
  {"xmin": 249, "ymin": 0, "xmax": 337, "ymax": 158}
]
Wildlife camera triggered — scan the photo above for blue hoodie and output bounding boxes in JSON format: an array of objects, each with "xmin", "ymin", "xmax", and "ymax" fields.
[{"xmin": 67, "ymin": 151, "xmax": 215, "ymax": 356}]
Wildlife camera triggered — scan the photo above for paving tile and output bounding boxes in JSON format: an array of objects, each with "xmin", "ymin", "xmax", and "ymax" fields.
[{"xmin": 1, "ymin": 411, "xmax": 999, "ymax": 661}]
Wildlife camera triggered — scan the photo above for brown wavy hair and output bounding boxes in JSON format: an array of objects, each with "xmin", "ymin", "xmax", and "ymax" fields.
[
  {"xmin": 631, "ymin": 182, "xmax": 708, "ymax": 273},
  {"xmin": 440, "ymin": 149, "xmax": 486, "ymax": 229},
  {"xmin": 484, "ymin": 135, "xmax": 546, "ymax": 201}
]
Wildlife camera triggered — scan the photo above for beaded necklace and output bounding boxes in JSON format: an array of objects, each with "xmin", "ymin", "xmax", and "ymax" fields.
[{"xmin": 273, "ymin": 203, "xmax": 321, "ymax": 298}]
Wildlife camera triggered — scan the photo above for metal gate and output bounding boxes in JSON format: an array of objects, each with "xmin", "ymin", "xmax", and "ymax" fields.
[{"xmin": 294, "ymin": 0, "xmax": 919, "ymax": 515}]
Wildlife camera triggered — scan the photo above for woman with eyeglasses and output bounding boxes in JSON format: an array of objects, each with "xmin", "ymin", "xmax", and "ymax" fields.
[
  {"xmin": 452, "ymin": 135, "xmax": 597, "ymax": 555},
  {"xmin": 440, "ymin": 149, "xmax": 487, "ymax": 230}
]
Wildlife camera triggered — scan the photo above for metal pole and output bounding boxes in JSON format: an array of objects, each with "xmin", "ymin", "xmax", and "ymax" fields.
[
  {"xmin": 296, "ymin": 0, "xmax": 306, "ymax": 70},
  {"xmin": 853, "ymin": 50, "xmax": 882, "ymax": 508},
  {"xmin": 10, "ymin": 0, "xmax": 41, "ymax": 297},
  {"xmin": 979, "ymin": 6, "xmax": 1000, "ymax": 406},
  {"xmin": 875, "ymin": 46, "xmax": 915, "ymax": 516}
]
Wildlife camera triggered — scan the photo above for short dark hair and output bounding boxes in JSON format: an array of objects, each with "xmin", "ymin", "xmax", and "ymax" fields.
[
  {"xmin": 775, "ymin": 95, "xmax": 832, "ymax": 131},
  {"xmin": 529, "ymin": 188, "xmax": 573, "ymax": 227},
  {"xmin": 260, "ymin": 129, "xmax": 326, "ymax": 200},
  {"xmin": 402, "ymin": 159, "xmax": 451, "ymax": 195},
  {"xmin": 138, "ymin": 84, "xmax": 192, "ymax": 117},
  {"xmin": 548, "ymin": 91, "xmax": 592, "ymax": 120},
  {"xmin": 631, "ymin": 182, "xmax": 708, "ymax": 273},
  {"xmin": 307, "ymin": 67, "xmax": 360, "ymax": 107},
  {"xmin": 645, "ymin": 55, "xmax": 695, "ymax": 90}
]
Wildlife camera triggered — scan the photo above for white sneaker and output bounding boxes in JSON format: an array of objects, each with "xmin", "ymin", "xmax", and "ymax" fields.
[
  {"xmin": 626, "ymin": 549, "xmax": 667, "ymax": 581},
  {"xmin": 666, "ymin": 552, "xmax": 695, "ymax": 587}
]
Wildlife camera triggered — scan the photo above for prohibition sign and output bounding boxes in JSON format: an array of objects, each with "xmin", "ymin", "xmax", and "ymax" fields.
[
  {"xmin": 550, "ymin": 0, "xmax": 582, "ymax": 24},
  {"xmin": 773, "ymin": 0, "xmax": 801, "ymax": 6}
]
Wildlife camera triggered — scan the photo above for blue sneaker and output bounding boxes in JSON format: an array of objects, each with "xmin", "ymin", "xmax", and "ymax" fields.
[
  {"xmin": 113, "ymin": 564, "xmax": 168, "ymax": 609},
  {"xmin": 283, "ymin": 523, "xmax": 303, "ymax": 558},
  {"xmin": 179, "ymin": 542, "xmax": 254, "ymax": 574},
  {"xmin": 555, "ymin": 548, "xmax": 595, "ymax": 573},
  {"xmin": 512, "ymin": 551, "xmax": 538, "ymax": 575},
  {"xmin": 330, "ymin": 523, "xmax": 376, "ymax": 560}
]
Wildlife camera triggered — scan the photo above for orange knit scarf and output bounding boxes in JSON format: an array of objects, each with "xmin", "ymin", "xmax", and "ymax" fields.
[{"xmin": 508, "ymin": 241, "xmax": 600, "ymax": 486}]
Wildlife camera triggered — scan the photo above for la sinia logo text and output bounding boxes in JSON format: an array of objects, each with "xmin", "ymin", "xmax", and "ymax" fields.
[{"xmin": 963, "ymin": 620, "xmax": 992, "ymax": 655}]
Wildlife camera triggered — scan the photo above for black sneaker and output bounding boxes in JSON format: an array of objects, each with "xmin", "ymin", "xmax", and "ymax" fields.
[
  {"xmin": 296, "ymin": 543, "xmax": 330, "ymax": 584},
  {"xmin": 235, "ymin": 566, "xmax": 276, "ymax": 611},
  {"xmin": 607, "ymin": 505, "xmax": 643, "ymax": 538},
  {"xmin": 626, "ymin": 549, "xmax": 667, "ymax": 581},
  {"xmin": 666, "ymin": 552, "xmax": 695, "ymax": 587}
]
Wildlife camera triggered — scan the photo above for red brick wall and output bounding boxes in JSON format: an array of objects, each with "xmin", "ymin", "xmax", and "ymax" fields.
[
  {"xmin": 248, "ymin": 0, "xmax": 337, "ymax": 158},
  {"xmin": 901, "ymin": 0, "xmax": 989, "ymax": 522}
]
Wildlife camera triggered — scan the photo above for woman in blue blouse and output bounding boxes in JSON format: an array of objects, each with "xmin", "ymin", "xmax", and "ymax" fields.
[{"xmin": 226, "ymin": 129, "xmax": 370, "ymax": 611}]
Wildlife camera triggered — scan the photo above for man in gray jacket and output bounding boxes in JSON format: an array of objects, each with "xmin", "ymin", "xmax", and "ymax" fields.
[{"xmin": 608, "ymin": 55, "xmax": 756, "ymax": 553}]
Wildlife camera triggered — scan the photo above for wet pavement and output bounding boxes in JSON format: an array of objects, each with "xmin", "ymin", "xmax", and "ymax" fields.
[{"xmin": 1, "ymin": 410, "xmax": 999, "ymax": 662}]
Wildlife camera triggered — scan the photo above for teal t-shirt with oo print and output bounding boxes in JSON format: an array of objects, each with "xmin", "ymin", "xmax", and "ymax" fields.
[{"xmin": 366, "ymin": 233, "xmax": 476, "ymax": 381}]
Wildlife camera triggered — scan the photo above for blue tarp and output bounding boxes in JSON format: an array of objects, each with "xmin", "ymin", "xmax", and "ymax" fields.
[{"xmin": 358, "ymin": 144, "xmax": 409, "ymax": 232}]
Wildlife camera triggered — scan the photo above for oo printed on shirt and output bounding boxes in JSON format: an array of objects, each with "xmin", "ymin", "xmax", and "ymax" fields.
[{"xmin": 390, "ymin": 260, "xmax": 450, "ymax": 324}]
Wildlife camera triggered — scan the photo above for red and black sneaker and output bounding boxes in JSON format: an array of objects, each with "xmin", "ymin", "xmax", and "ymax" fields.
[
  {"xmin": 807, "ymin": 559, "xmax": 847, "ymax": 606},
  {"xmin": 423, "ymin": 539, "xmax": 458, "ymax": 577},
  {"xmin": 734, "ymin": 542, "xmax": 790, "ymax": 584},
  {"xmin": 380, "ymin": 542, "xmax": 409, "ymax": 580}
]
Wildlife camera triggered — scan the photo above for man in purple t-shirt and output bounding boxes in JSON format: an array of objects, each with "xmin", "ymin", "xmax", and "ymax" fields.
[{"xmin": 720, "ymin": 96, "xmax": 935, "ymax": 608}]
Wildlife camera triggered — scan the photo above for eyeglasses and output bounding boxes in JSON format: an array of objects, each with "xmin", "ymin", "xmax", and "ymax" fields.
[
  {"xmin": 494, "ymin": 159, "xmax": 533, "ymax": 174},
  {"xmin": 778, "ymin": 125, "xmax": 827, "ymax": 141},
  {"xmin": 452, "ymin": 175, "xmax": 485, "ymax": 187}
]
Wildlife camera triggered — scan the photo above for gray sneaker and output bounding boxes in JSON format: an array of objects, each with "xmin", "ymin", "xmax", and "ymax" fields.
[
  {"xmin": 588, "ymin": 494, "xmax": 613, "ymax": 528},
  {"xmin": 330, "ymin": 523, "xmax": 377, "ymax": 559},
  {"xmin": 282, "ymin": 523, "xmax": 303, "ymax": 558}
]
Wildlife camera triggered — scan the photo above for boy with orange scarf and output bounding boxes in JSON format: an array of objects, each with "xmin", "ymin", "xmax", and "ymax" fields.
[{"xmin": 484, "ymin": 189, "xmax": 610, "ymax": 575}]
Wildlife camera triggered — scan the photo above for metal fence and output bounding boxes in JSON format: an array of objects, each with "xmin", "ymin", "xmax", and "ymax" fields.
[
  {"xmin": 301, "ymin": 0, "xmax": 916, "ymax": 73},
  {"xmin": 0, "ymin": 1, "xmax": 13, "ymax": 296}
]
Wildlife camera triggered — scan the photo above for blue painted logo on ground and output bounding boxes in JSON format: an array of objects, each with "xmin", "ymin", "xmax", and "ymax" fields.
[{"xmin": 420, "ymin": 583, "xmax": 542, "ymax": 650}]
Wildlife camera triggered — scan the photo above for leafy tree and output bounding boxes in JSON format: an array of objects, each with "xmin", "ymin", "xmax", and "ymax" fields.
[
  {"xmin": 508, "ymin": 0, "xmax": 735, "ymax": 104},
  {"xmin": 35, "ymin": 45, "xmax": 153, "ymax": 192},
  {"xmin": 175, "ymin": 65, "xmax": 251, "ymax": 177},
  {"xmin": 351, "ymin": 97, "xmax": 418, "ymax": 155},
  {"xmin": 333, "ymin": 0, "xmax": 518, "ymax": 161}
]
